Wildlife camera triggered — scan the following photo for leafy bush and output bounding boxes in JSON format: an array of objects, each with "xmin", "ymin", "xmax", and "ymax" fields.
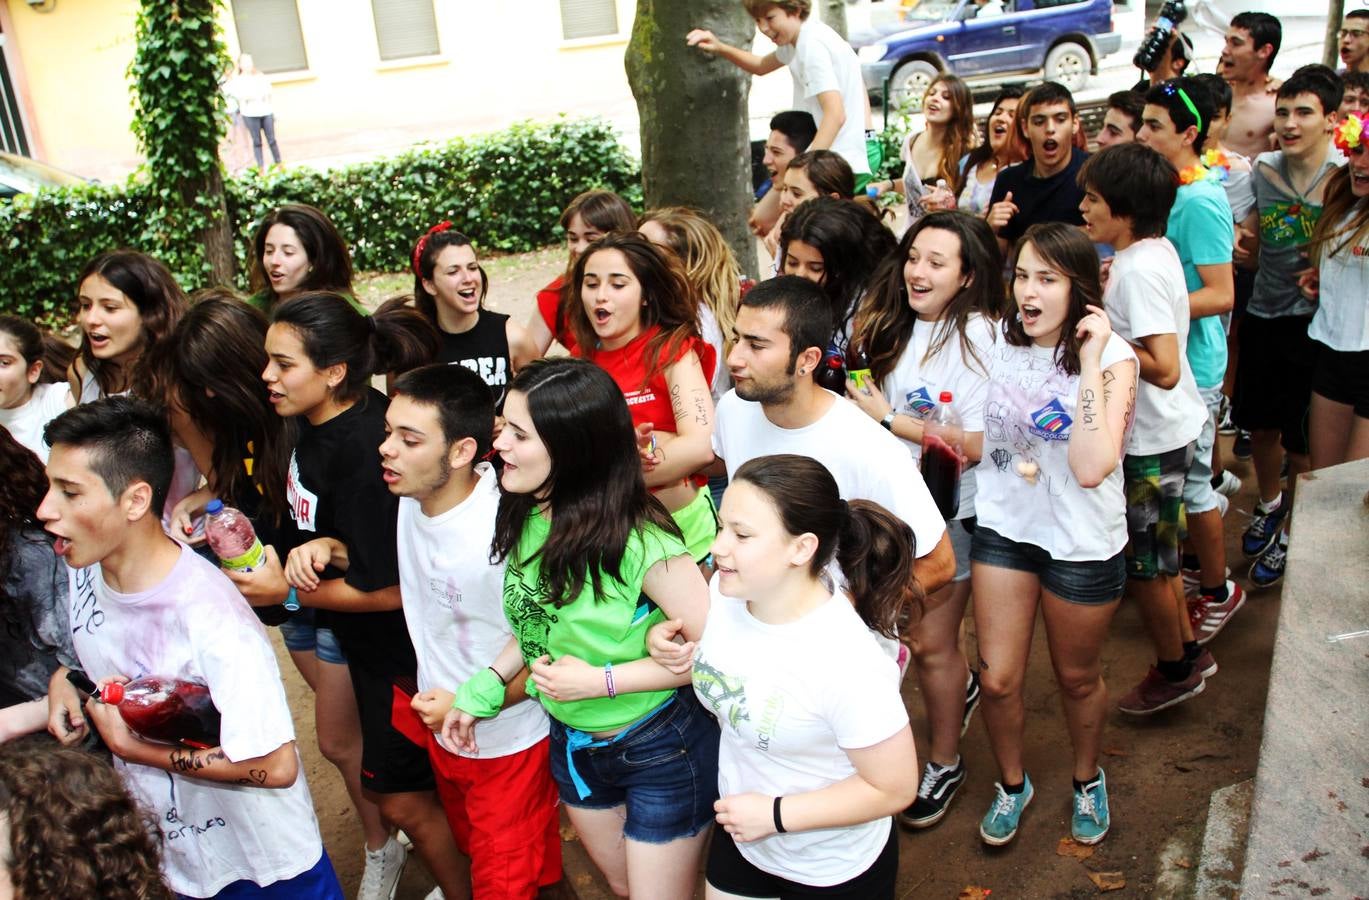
[{"xmin": 0, "ymin": 116, "xmax": 641, "ymax": 325}]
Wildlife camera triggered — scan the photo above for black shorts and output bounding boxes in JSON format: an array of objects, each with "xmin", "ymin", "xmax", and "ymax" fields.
[
  {"xmin": 705, "ymin": 819, "xmax": 897, "ymax": 899},
  {"xmin": 1233, "ymin": 265, "xmax": 1255, "ymax": 319},
  {"xmin": 1311, "ymin": 343, "xmax": 1369, "ymax": 418},
  {"xmin": 1233, "ymin": 314, "xmax": 1316, "ymax": 455},
  {"xmin": 349, "ymin": 663, "xmax": 435, "ymax": 795}
]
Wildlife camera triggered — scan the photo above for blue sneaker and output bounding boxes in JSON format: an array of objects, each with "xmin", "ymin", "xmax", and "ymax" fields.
[
  {"xmin": 1071, "ymin": 770, "xmax": 1111, "ymax": 845},
  {"xmin": 1241, "ymin": 498, "xmax": 1287, "ymax": 559},
  {"xmin": 980, "ymin": 775, "xmax": 1033, "ymax": 846},
  {"xmin": 1250, "ymin": 534, "xmax": 1288, "ymax": 589}
]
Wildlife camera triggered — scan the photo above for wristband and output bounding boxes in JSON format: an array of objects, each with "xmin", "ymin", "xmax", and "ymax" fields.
[
  {"xmin": 488, "ymin": 666, "xmax": 507, "ymax": 686},
  {"xmin": 452, "ymin": 667, "xmax": 506, "ymax": 719},
  {"xmin": 773, "ymin": 796, "xmax": 787, "ymax": 834},
  {"xmin": 604, "ymin": 662, "xmax": 617, "ymax": 699},
  {"xmin": 283, "ymin": 586, "xmax": 300, "ymax": 612}
]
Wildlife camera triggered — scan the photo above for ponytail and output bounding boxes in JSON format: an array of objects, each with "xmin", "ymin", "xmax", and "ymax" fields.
[
  {"xmin": 732, "ymin": 454, "xmax": 922, "ymax": 638},
  {"xmin": 272, "ymin": 293, "xmax": 439, "ymax": 401}
]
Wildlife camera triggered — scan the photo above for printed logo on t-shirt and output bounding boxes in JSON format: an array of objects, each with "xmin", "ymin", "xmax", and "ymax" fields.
[
  {"xmin": 503, "ymin": 554, "xmax": 559, "ymax": 661},
  {"xmin": 903, "ymin": 385, "xmax": 936, "ymax": 417},
  {"xmin": 1028, "ymin": 398, "xmax": 1073, "ymax": 441},
  {"xmin": 693, "ymin": 657, "xmax": 750, "ymax": 729},
  {"xmin": 1259, "ymin": 201, "xmax": 1319, "ymax": 248},
  {"xmin": 455, "ymin": 357, "xmax": 508, "ymax": 388},
  {"xmin": 285, "ymin": 453, "xmax": 319, "ymax": 532},
  {"xmin": 427, "ymin": 576, "xmax": 462, "ymax": 609},
  {"xmin": 70, "ymin": 566, "xmax": 103, "ymax": 635},
  {"xmin": 624, "ymin": 389, "xmax": 656, "ymax": 408}
]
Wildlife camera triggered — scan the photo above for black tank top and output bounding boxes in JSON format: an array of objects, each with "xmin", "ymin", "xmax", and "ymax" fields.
[{"xmin": 436, "ymin": 310, "xmax": 512, "ymax": 402}]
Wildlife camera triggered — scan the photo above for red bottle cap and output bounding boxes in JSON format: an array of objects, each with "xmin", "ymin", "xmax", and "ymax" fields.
[
  {"xmin": 939, "ymin": 391, "xmax": 953, "ymax": 403},
  {"xmin": 827, "ymin": 356, "xmax": 843, "ymax": 368},
  {"xmin": 100, "ymin": 682, "xmax": 125, "ymax": 704}
]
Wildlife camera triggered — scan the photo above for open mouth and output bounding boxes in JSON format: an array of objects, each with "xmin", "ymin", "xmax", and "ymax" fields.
[
  {"xmin": 456, "ymin": 286, "xmax": 479, "ymax": 301},
  {"xmin": 593, "ymin": 308, "xmax": 612, "ymax": 325},
  {"xmin": 1020, "ymin": 304, "xmax": 1043, "ymax": 326},
  {"xmin": 992, "ymin": 123, "xmax": 1009, "ymax": 137},
  {"xmin": 267, "ymin": 389, "xmax": 285, "ymax": 404},
  {"xmin": 87, "ymin": 332, "xmax": 110, "ymax": 348},
  {"xmin": 381, "ymin": 466, "xmax": 401, "ymax": 484},
  {"xmin": 1042, "ymin": 139, "xmax": 1059, "ymax": 155},
  {"xmin": 51, "ymin": 534, "xmax": 71, "ymax": 557},
  {"xmin": 1352, "ymin": 169, "xmax": 1369, "ymax": 188}
]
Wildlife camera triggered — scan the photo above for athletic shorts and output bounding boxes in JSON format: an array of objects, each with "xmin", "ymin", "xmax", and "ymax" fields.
[
  {"xmin": 426, "ymin": 735, "xmax": 562, "ymax": 897},
  {"xmin": 278, "ymin": 609, "xmax": 347, "ymax": 666},
  {"xmin": 1233, "ymin": 313, "xmax": 1316, "ymax": 455},
  {"xmin": 1181, "ymin": 386, "xmax": 1222, "ymax": 516},
  {"xmin": 706, "ymin": 816, "xmax": 897, "ymax": 899},
  {"xmin": 672, "ymin": 486, "xmax": 719, "ymax": 563},
  {"xmin": 349, "ymin": 670, "xmax": 436, "ymax": 795},
  {"xmin": 1123, "ymin": 444, "xmax": 1195, "ymax": 580},
  {"xmin": 548, "ymin": 689, "xmax": 718, "ymax": 844},
  {"xmin": 971, "ymin": 526, "xmax": 1125, "ymax": 606},
  {"xmin": 1311, "ymin": 343, "xmax": 1369, "ymax": 419},
  {"xmin": 176, "ymin": 849, "xmax": 343, "ymax": 899}
]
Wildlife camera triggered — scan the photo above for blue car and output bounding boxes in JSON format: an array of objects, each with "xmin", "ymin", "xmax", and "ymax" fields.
[{"xmin": 855, "ymin": 0, "xmax": 1122, "ymax": 108}]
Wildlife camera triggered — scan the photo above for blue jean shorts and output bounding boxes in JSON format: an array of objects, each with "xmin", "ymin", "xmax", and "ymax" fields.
[
  {"xmin": 548, "ymin": 688, "xmax": 720, "ymax": 844},
  {"xmin": 970, "ymin": 526, "xmax": 1124, "ymax": 606},
  {"xmin": 278, "ymin": 608, "xmax": 347, "ymax": 665}
]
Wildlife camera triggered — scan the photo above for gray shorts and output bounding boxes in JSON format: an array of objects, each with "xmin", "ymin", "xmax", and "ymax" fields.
[
  {"xmin": 1181, "ymin": 385, "xmax": 1222, "ymax": 515},
  {"xmin": 949, "ymin": 516, "xmax": 975, "ymax": 584}
]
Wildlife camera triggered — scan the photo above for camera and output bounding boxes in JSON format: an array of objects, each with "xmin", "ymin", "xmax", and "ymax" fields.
[{"xmin": 1134, "ymin": 0, "xmax": 1189, "ymax": 73}]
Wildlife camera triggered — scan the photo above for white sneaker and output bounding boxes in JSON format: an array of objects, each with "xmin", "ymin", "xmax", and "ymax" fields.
[
  {"xmin": 1213, "ymin": 469, "xmax": 1242, "ymax": 498},
  {"xmin": 423, "ymin": 890, "xmax": 445, "ymax": 900},
  {"xmin": 358, "ymin": 836, "xmax": 406, "ymax": 900},
  {"xmin": 1213, "ymin": 491, "xmax": 1230, "ymax": 518}
]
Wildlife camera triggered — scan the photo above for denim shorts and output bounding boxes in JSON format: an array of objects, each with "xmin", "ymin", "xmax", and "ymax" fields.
[
  {"xmin": 278, "ymin": 608, "xmax": 347, "ymax": 665},
  {"xmin": 970, "ymin": 526, "xmax": 1125, "ymax": 605},
  {"xmin": 1181, "ymin": 386, "xmax": 1222, "ymax": 515},
  {"xmin": 548, "ymin": 688, "xmax": 720, "ymax": 844}
]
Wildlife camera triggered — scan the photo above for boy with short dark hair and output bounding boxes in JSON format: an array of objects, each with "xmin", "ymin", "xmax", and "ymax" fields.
[
  {"xmin": 1096, "ymin": 90, "xmax": 1144, "ymax": 148},
  {"xmin": 751, "ymin": 109, "xmax": 819, "ymax": 235},
  {"xmin": 1220, "ymin": 11, "xmax": 1282, "ymax": 159},
  {"xmin": 1339, "ymin": 8, "xmax": 1369, "ymax": 75},
  {"xmin": 1232, "ymin": 66, "xmax": 1344, "ymax": 588},
  {"xmin": 1339, "ymin": 69, "xmax": 1369, "ymax": 118},
  {"xmin": 39, "ymin": 397, "xmax": 341, "ymax": 899},
  {"xmin": 987, "ymin": 82, "xmax": 1089, "ymax": 255}
]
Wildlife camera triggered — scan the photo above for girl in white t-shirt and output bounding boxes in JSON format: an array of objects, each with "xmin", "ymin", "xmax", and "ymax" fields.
[
  {"xmin": 845, "ymin": 210, "xmax": 1000, "ymax": 831},
  {"xmin": 972, "ymin": 223, "xmax": 1137, "ymax": 849},
  {"xmin": 0, "ymin": 315, "xmax": 74, "ymax": 463},
  {"xmin": 654, "ymin": 453, "xmax": 919, "ymax": 898}
]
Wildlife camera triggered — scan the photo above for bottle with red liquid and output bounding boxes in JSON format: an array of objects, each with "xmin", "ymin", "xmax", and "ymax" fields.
[
  {"xmin": 100, "ymin": 676, "xmax": 222, "ymax": 749},
  {"xmin": 846, "ymin": 343, "xmax": 873, "ymax": 391},
  {"xmin": 205, "ymin": 499, "xmax": 298, "ymax": 612},
  {"xmin": 815, "ymin": 353, "xmax": 847, "ymax": 393},
  {"xmin": 920, "ymin": 391, "xmax": 964, "ymax": 520}
]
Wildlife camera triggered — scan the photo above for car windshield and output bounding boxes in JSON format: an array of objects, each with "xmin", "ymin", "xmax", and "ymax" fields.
[
  {"xmin": 0, "ymin": 153, "xmax": 85, "ymax": 197},
  {"xmin": 899, "ymin": 0, "xmax": 965, "ymax": 23}
]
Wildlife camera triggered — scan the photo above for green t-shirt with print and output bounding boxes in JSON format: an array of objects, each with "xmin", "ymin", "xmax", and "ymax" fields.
[{"xmin": 503, "ymin": 508, "xmax": 688, "ymax": 732}]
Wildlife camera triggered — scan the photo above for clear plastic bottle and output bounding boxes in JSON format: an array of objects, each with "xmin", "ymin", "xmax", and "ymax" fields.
[
  {"xmin": 920, "ymin": 391, "xmax": 964, "ymax": 520},
  {"xmin": 100, "ymin": 676, "xmax": 222, "ymax": 749},
  {"xmin": 204, "ymin": 500, "xmax": 266, "ymax": 572}
]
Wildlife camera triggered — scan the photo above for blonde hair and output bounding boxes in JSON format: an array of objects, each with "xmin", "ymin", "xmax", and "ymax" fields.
[
  {"xmin": 639, "ymin": 207, "xmax": 742, "ymax": 359},
  {"xmin": 742, "ymin": 0, "xmax": 811, "ymax": 19}
]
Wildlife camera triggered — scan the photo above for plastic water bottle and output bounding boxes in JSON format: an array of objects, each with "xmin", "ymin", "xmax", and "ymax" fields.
[
  {"xmin": 204, "ymin": 500, "xmax": 266, "ymax": 572},
  {"xmin": 100, "ymin": 676, "xmax": 222, "ymax": 749},
  {"xmin": 920, "ymin": 391, "xmax": 964, "ymax": 519}
]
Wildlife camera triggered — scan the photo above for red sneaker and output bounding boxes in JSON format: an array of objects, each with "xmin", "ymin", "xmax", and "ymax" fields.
[{"xmin": 1118, "ymin": 666, "xmax": 1205, "ymax": 716}]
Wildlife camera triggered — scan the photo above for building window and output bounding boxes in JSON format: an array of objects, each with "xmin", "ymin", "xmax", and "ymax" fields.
[
  {"xmin": 559, "ymin": 0, "xmax": 619, "ymax": 40},
  {"xmin": 372, "ymin": 0, "xmax": 441, "ymax": 61},
  {"xmin": 230, "ymin": 0, "xmax": 309, "ymax": 73}
]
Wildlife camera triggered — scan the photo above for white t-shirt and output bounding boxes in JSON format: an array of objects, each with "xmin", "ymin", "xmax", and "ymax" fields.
[
  {"xmin": 881, "ymin": 313, "xmax": 995, "ymax": 518},
  {"xmin": 713, "ymin": 390, "xmax": 947, "ymax": 558},
  {"xmin": 775, "ymin": 20, "xmax": 870, "ymax": 176},
  {"xmin": 974, "ymin": 332, "xmax": 1136, "ymax": 562},
  {"xmin": 67, "ymin": 545, "xmax": 323, "ymax": 897},
  {"xmin": 699, "ymin": 302, "xmax": 733, "ymax": 402},
  {"xmin": 0, "ymin": 381, "xmax": 70, "ymax": 462},
  {"xmin": 1103, "ymin": 238, "xmax": 1207, "ymax": 455},
  {"xmin": 396, "ymin": 465, "xmax": 547, "ymax": 759},
  {"xmin": 1308, "ymin": 212, "xmax": 1369, "ymax": 352},
  {"xmin": 693, "ymin": 577, "xmax": 907, "ymax": 887}
]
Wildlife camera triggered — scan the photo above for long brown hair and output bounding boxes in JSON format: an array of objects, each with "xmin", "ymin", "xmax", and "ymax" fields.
[
  {"xmin": 74, "ymin": 250, "xmax": 187, "ymax": 399},
  {"xmin": 552, "ymin": 190, "xmax": 637, "ymax": 338},
  {"xmin": 248, "ymin": 203, "xmax": 355, "ymax": 304},
  {"xmin": 1309, "ymin": 158, "xmax": 1369, "ymax": 264},
  {"xmin": 0, "ymin": 315, "xmax": 74, "ymax": 387},
  {"xmin": 852, "ymin": 211, "xmax": 1001, "ymax": 386},
  {"xmin": 0, "ymin": 430, "xmax": 47, "ymax": 585},
  {"xmin": 638, "ymin": 207, "xmax": 742, "ymax": 361},
  {"xmin": 0, "ymin": 740, "xmax": 173, "ymax": 900},
  {"xmin": 163, "ymin": 292, "xmax": 294, "ymax": 523},
  {"xmin": 922, "ymin": 73, "xmax": 978, "ymax": 195},
  {"xmin": 411, "ymin": 226, "xmax": 489, "ymax": 325},
  {"xmin": 567, "ymin": 232, "xmax": 704, "ymax": 390},
  {"xmin": 732, "ymin": 454, "xmax": 922, "ymax": 637},
  {"xmin": 1004, "ymin": 223, "xmax": 1101, "ymax": 377},
  {"xmin": 490, "ymin": 358, "xmax": 682, "ymax": 608}
]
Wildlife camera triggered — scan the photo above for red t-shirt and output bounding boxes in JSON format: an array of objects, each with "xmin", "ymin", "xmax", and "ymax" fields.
[
  {"xmin": 581, "ymin": 326, "xmax": 716, "ymax": 486},
  {"xmin": 536, "ymin": 275, "xmax": 577, "ymax": 354}
]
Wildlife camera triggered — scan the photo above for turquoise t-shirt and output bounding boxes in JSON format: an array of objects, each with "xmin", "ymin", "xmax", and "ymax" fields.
[
  {"xmin": 1166, "ymin": 178, "xmax": 1233, "ymax": 389},
  {"xmin": 502, "ymin": 508, "xmax": 689, "ymax": 732}
]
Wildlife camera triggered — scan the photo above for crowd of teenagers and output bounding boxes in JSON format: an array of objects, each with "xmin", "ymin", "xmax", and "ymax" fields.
[{"xmin": 2, "ymin": 2, "xmax": 1368, "ymax": 898}]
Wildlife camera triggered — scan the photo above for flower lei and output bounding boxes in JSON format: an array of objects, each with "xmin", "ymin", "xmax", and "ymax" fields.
[
  {"xmin": 1178, "ymin": 163, "xmax": 1211, "ymax": 185},
  {"xmin": 1334, "ymin": 112, "xmax": 1365, "ymax": 154},
  {"xmin": 1200, "ymin": 148, "xmax": 1232, "ymax": 182}
]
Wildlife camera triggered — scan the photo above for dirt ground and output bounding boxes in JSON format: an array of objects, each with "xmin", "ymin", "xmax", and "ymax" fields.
[{"xmin": 285, "ymin": 248, "xmax": 1280, "ymax": 899}]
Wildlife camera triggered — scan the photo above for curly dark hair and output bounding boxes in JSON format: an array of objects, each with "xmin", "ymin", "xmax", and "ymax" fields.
[
  {"xmin": 0, "ymin": 429, "xmax": 48, "ymax": 585},
  {"xmin": 0, "ymin": 740, "xmax": 172, "ymax": 900}
]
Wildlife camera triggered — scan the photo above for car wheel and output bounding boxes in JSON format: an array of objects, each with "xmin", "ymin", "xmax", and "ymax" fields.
[
  {"xmin": 889, "ymin": 60, "xmax": 939, "ymax": 112},
  {"xmin": 1044, "ymin": 42, "xmax": 1090, "ymax": 92}
]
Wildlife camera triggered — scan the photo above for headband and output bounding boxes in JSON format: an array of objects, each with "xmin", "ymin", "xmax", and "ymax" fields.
[
  {"xmin": 1162, "ymin": 82, "xmax": 1202, "ymax": 134},
  {"xmin": 412, "ymin": 220, "xmax": 454, "ymax": 276},
  {"xmin": 1335, "ymin": 112, "xmax": 1365, "ymax": 154}
]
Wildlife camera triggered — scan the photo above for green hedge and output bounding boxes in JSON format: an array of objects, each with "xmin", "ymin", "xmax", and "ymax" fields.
[{"xmin": 0, "ymin": 116, "xmax": 642, "ymax": 325}]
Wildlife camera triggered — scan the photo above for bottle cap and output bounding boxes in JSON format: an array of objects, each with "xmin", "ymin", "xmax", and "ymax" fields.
[
  {"xmin": 100, "ymin": 682, "xmax": 125, "ymax": 704},
  {"xmin": 206, "ymin": 499, "xmax": 224, "ymax": 515},
  {"xmin": 939, "ymin": 391, "xmax": 953, "ymax": 403}
]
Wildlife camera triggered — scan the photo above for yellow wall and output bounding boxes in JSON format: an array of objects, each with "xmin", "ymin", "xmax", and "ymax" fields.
[{"xmin": 4, "ymin": 0, "xmax": 640, "ymax": 178}]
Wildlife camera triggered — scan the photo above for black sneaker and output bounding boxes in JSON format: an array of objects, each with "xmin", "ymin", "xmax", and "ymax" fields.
[
  {"xmin": 961, "ymin": 669, "xmax": 982, "ymax": 737},
  {"xmin": 900, "ymin": 758, "xmax": 966, "ymax": 829},
  {"xmin": 1232, "ymin": 429, "xmax": 1252, "ymax": 460}
]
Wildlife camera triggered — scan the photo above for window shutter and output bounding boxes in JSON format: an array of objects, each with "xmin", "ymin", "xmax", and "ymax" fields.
[
  {"xmin": 372, "ymin": 0, "xmax": 441, "ymax": 61},
  {"xmin": 231, "ymin": 0, "xmax": 309, "ymax": 73},
  {"xmin": 559, "ymin": 0, "xmax": 619, "ymax": 40}
]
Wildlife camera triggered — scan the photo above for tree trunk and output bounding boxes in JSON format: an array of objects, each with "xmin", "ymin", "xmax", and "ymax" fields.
[
  {"xmin": 824, "ymin": 0, "xmax": 849, "ymax": 40},
  {"xmin": 1326, "ymin": 0, "xmax": 1347, "ymax": 69},
  {"xmin": 626, "ymin": 0, "xmax": 759, "ymax": 279},
  {"xmin": 195, "ymin": 167, "xmax": 236, "ymax": 287}
]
